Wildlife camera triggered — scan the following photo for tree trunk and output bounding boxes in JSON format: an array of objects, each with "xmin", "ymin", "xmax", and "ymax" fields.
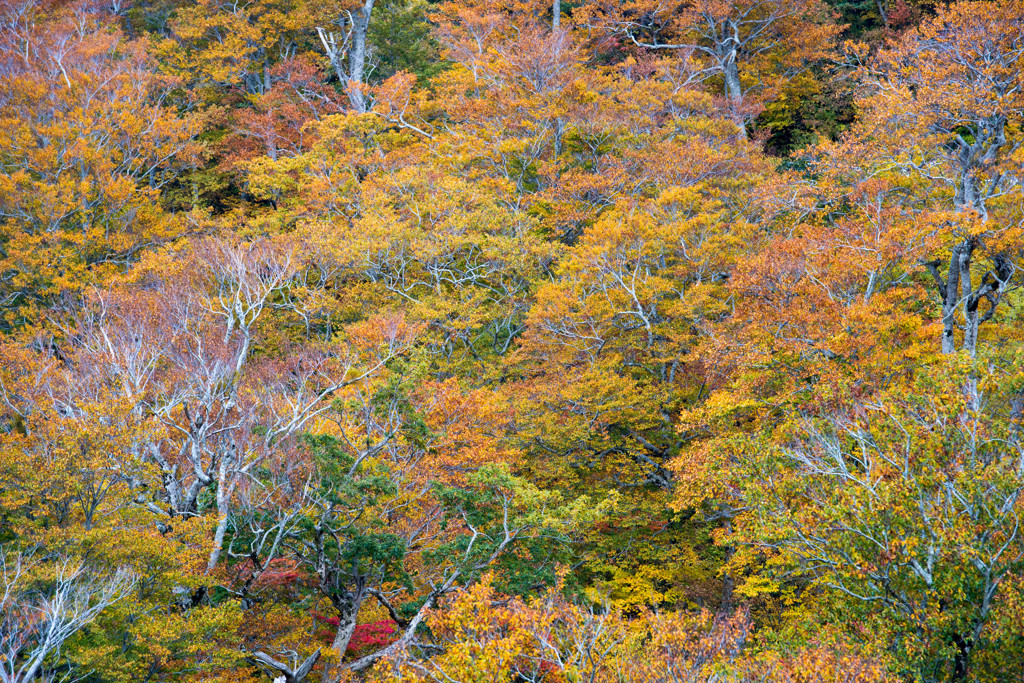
[
  {"xmin": 320, "ymin": 591, "xmax": 363, "ymax": 683},
  {"xmin": 207, "ymin": 459, "xmax": 236, "ymax": 570},
  {"xmin": 346, "ymin": 1, "xmax": 375, "ymax": 113},
  {"xmin": 722, "ymin": 55, "xmax": 746, "ymax": 140},
  {"xmin": 951, "ymin": 633, "xmax": 972, "ymax": 682},
  {"xmin": 252, "ymin": 650, "xmax": 321, "ymax": 683},
  {"xmin": 316, "ymin": 0, "xmax": 375, "ymax": 114},
  {"xmin": 927, "ymin": 238, "xmax": 975, "ymax": 356},
  {"xmin": 552, "ymin": 0, "xmax": 560, "ymax": 30},
  {"xmin": 959, "ymin": 240, "xmax": 981, "ymax": 359},
  {"xmin": 718, "ymin": 518, "xmax": 735, "ymax": 614}
]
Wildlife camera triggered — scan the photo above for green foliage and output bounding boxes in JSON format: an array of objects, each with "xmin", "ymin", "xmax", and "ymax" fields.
[{"xmin": 369, "ymin": 0, "xmax": 447, "ymax": 84}]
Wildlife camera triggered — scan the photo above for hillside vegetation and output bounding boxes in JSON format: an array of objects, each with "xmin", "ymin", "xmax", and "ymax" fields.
[{"xmin": 1, "ymin": 0, "xmax": 1023, "ymax": 681}]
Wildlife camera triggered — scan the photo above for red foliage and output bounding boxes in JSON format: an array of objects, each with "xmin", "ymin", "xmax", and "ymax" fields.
[
  {"xmin": 312, "ymin": 614, "xmax": 398, "ymax": 654},
  {"xmin": 224, "ymin": 56, "xmax": 344, "ymax": 168},
  {"xmin": 348, "ymin": 620, "xmax": 398, "ymax": 653},
  {"xmin": 231, "ymin": 557, "xmax": 309, "ymax": 594},
  {"xmin": 887, "ymin": 0, "xmax": 912, "ymax": 28}
]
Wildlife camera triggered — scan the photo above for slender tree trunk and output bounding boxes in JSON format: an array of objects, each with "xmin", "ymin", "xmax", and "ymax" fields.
[
  {"xmin": 552, "ymin": 0, "xmax": 560, "ymax": 30},
  {"xmin": 722, "ymin": 55, "xmax": 746, "ymax": 140},
  {"xmin": 207, "ymin": 479, "xmax": 235, "ymax": 571},
  {"xmin": 316, "ymin": 0, "xmax": 375, "ymax": 113},
  {"xmin": 320, "ymin": 589, "xmax": 364, "ymax": 683},
  {"xmin": 927, "ymin": 239, "xmax": 974, "ymax": 356},
  {"xmin": 317, "ymin": 28, "xmax": 345, "ymax": 86},
  {"xmin": 943, "ymin": 243, "xmax": 966, "ymax": 354},
  {"xmin": 959, "ymin": 241, "xmax": 982, "ymax": 359},
  {"xmin": 718, "ymin": 517, "xmax": 735, "ymax": 614},
  {"xmin": 952, "ymin": 633, "xmax": 973, "ymax": 682},
  {"xmin": 925, "ymin": 117, "xmax": 1012, "ymax": 359},
  {"xmin": 346, "ymin": 1, "xmax": 375, "ymax": 113}
]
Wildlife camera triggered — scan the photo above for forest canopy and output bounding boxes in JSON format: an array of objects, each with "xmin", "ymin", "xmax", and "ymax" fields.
[{"xmin": 1, "ymin": 0, "xmax": 1023, "ymax": 682}]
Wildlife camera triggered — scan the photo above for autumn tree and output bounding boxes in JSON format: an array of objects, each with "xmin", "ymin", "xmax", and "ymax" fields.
[
  {"xmin": 159, "ymin": 0, "xmax": 313, "ymax": 98},
  {"xmin": 578, "ymin": 0, "xmax": 840, "ymax": 136},
  {"xmin": 225, "ymin": 415, "xmax": 599, "ymax": 680},
  {"xmin": 0, "ymin": 554, "xmax": 135, "ymax": 683},
  {"xmin": 828, "ymin": 0, "xmax": 1024, "ymax": 359},
  {"xmin": 0, "ymin": 0, "xmax": 199, "ymax": 324},
  {"xmin": 734, "ymin": 361, "xmax": 1024, "ymax": 681},
  {"xmin": 0, "ymin": 337, "xmax": 244, "ymax": 682},
  {"xmin": 374, "ymin": 573, "xmax": 893, "ymax": 683},
  {"xmin": 316, "ymin": 0, "xmax": 378, "ymax": 112}
]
